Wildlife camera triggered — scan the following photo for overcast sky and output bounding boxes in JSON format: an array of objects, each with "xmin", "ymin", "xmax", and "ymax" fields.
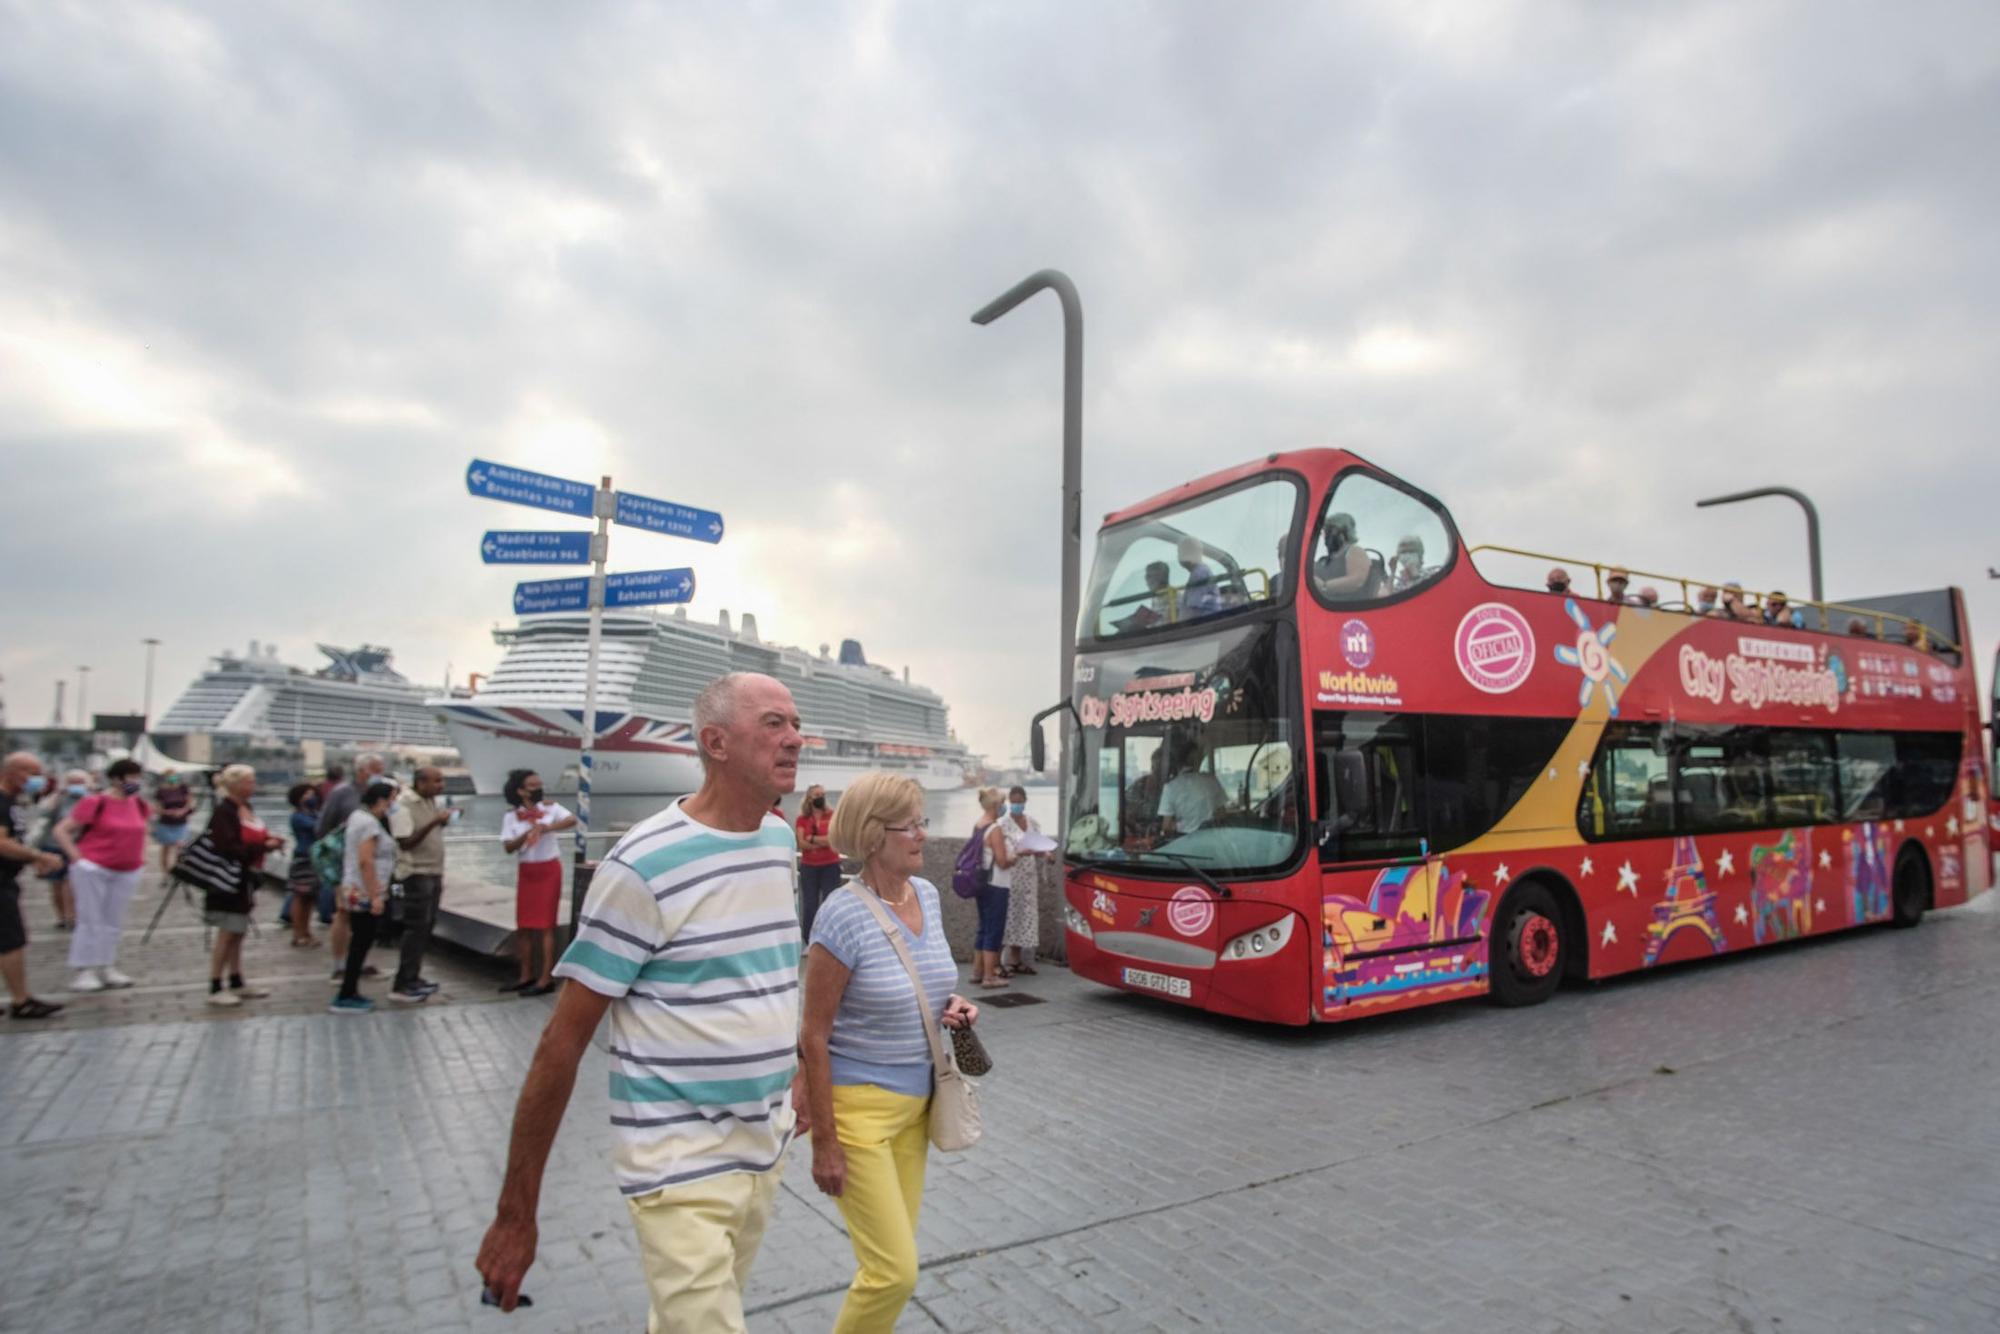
[{"xmin": 4, "ymin": 1, "xmax": 1997, "ymax": 763}]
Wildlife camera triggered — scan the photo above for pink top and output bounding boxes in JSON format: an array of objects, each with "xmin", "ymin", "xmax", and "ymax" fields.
[{"xmin": 72, "ymin": 793, "xmax": 152, "ymax": 872}]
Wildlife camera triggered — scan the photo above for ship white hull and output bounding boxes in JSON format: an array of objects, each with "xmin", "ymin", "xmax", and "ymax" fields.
[{"xmin": 437, "ymin": 703, "xmax": 966, "ymax": 797}]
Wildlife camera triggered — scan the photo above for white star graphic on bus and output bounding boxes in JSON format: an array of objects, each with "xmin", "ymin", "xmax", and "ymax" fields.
[
  {"xmin": 1578, "ymin": 760, "xmax": 1593, "ymax": 779},
  {"xmin": 1617, "ymin": 862, "xmax": 1640, "ymax": 895},
  {"xmin": 1733, "ymin": 904, "xmax": 1749, "ymax": 926},
  {"xmin": 1818, "ymin": 849, "xmax": 1832, "ymax": 869},
  {"xmin": 1926, "ymin": 825, "xmax": 1935, "ymax": 838},
  {"xmin": 1495, "ymin": 863, "xmax": 1510, "ymax": 884},
  {"xmin": 1947, "ymin": 816, "xmax": 1960, "ymax": 836},
  {"xmin": 1546, "ymin": 767, "xmax": 1558, "ymax": 781},
  {"xmin": 1601, "ymin": 921, "xmax": 1618, "ymax": 946},
  {"xmin": 1816, "ymin": 899, "xmax": 1827, "ymax": 914},
  {"xmin": 1716, "ymin": 850, "xmax": 1735, "ymax": 876},
  {"xmin": 1894, "ymin": 819, "xmax": 1906, "ymax": 832},
  {"xmin": 1579, "ymin": 856, "xmax": 1595, "ymax": 877}
]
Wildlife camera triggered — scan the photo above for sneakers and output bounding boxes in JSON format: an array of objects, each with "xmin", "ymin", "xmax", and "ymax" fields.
[
  {"xmin": 388, "ymin": 989, "xmax": 431, "ymax": 1005},
  {"xmin": 231, "ymin": 983, "xmax": 272, "ymax": 999},
  {"xmin": 207, "ymin": 990, "xmax": 242, "ymax": 1008},
  {"xmin": 329, "ymin": 995, "xmax": 375, "ymax": 1015},
  {"xmin": 70, "ymin": 970, "xmax": 106, "ymax": 993},
  {"xmin": 101, "ymin": 967, "xmax": 135, "ymax": 989}
]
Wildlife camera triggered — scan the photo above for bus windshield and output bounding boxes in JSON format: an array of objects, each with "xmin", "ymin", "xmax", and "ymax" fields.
[
  {"xmin": 1080, "ymin": 476, "xmax": 1302, "ymax": 641},
  {"xmin": 1065, "ymin": 619, "xmax": 1302, "ymax": 874}
]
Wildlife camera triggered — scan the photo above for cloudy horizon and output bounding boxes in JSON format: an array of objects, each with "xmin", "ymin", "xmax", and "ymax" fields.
[{"xmin": 4, "ymin": 1, "xmax": 1998, "ymax": 763}]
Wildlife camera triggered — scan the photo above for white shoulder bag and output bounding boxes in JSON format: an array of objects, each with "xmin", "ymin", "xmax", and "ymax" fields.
[{"xmin": 843, "ymin": 883, "xmax": 983, "ymax": 1152}]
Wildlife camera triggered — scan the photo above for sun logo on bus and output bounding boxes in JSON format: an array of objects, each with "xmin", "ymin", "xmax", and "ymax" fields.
[{"xmin": 1552, "ymin": 598, "xmax": 1629, "ymax": 715}]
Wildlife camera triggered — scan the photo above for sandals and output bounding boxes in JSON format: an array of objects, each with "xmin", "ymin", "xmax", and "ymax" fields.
[
  {"xmin": 974, "ymin": 975, "xmax": 1010, "ymax": 989},
  {"xmin": 9, "ymin": 998, "xmax": 64, "ymax": 1020},
  {"xmin": 1010, "ymin": 963, "xmax": 1039, "ymax": 976}
]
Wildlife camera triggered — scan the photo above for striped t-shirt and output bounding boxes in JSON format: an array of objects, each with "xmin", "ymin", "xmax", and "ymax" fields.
[
  {"xmin": 554, "ymin": 798, "xmax": 800, "ymax": 1198},
  {"xmin": 810, "ymin": 878, "xmax": 956, "ymax": 1098}
]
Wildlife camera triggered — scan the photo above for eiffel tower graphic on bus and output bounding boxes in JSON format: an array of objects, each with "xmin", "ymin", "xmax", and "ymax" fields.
[{"xmin": 1642, "ymin": 835, "xmax": 1727, "ymax": 967}]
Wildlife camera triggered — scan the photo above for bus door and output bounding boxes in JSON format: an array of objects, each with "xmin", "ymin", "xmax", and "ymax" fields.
[{"xmin": 1314, "ymin": 712, "xmax": 1458, "ymax": 1010}]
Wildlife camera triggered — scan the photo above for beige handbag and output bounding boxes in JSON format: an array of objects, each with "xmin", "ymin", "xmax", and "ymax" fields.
[{"xmin": 844, "ymin": 883, "xmax": 984, "ymax": 1152}]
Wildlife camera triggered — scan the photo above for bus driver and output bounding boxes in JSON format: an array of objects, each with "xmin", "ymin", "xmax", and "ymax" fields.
[{"xmin": 1158, "ymin": 739, "xmax": 1228, "ymax": 837}]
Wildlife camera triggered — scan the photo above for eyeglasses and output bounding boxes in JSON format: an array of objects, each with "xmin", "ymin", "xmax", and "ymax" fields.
[{"xmin": 884, "ymin": 818, "xmax": 930, "ymax": 835}]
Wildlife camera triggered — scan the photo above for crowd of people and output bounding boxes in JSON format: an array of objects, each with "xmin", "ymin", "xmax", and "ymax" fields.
[{"xmin": 1539, "ymin": 565, "xmax": 1927, "ymax": 643}]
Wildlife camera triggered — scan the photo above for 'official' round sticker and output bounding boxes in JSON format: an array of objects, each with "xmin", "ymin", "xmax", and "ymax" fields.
[
  {"xmin": 1167, "ymin": 885, "xmax": 1215, "ymax": 937},
  {"xmin": 1455, "ymin": 602, "xmax": 1535, "ymax": 694}
]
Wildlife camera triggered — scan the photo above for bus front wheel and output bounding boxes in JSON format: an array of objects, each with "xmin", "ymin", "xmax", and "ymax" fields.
[
  {"xmin": 1490, "ymin": 882, "xmax": 1566, "ymax": 1008},
  {"xmin": 1890, "ymin": 846, "xmax": 1931, "ymax": 929}
]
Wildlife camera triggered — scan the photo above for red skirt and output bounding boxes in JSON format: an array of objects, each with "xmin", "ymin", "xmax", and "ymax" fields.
[{"xmin": 516, "ymin": 859, "xmax": 562, "ymax": 930}]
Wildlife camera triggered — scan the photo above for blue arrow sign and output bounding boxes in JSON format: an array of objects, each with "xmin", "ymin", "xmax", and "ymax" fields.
[
  {"xmin": 606, "ymin": 567, "xmax": 697, "ymax": 607},
  {"xmin": 467, "ymin": 459, "xmax": 595, "ymax": 518},
  {"xmin": 614, "ymin": 489, "xmax": 725, "ymax": 543},
  {"xmin": 481, "ymin": 530, "xmax": 593, "ymax": 565},
  {"xmin": 514, "ymin": 576, "xmax": 591, "ymax": 615}
]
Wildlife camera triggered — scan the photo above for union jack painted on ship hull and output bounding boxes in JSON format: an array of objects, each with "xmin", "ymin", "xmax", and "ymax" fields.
[{"xmin": 438, "ymin": 704, "xmax": 699, "ymax": 756}]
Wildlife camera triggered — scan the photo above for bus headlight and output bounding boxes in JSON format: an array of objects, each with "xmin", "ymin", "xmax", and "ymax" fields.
[
  {"xmin": 1064, "ymin": 904, "xmax": 1093, "ymax": 940},
  {"xmin": 1221, "ymin": 915, "xmax": 1294, "ymax": 961}
]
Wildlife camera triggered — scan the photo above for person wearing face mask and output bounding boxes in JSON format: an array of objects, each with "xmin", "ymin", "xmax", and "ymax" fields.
[
  {"xmin": 283, "ymin": 783, "xmax": 323, "ymax": 947},
  {"xmin": 34, "ymin": 769, "xmax": 92, "ymax": 931},
  {"xmin": 1390, "ymin": 534, "xmax": 1427, "ymax": 593},
  {"xmin": 1546, "ymin": 567, "xmax": 1572, "ymax": 595},
  {"xmin": 499, "ymin": 769, "xmax": 575, "ymax": 995},
  {"xmin": 1694, "ymin": 586, "xmax": 1721, "ymax": 617},
  {"xmin": 150, "ymin": 770, "xmax": 196, "ymax": 875},
  {"xmin": 796, "ymin": 784, "xmax": 842, "ymax": 941},
  {"xmin": 1314, "ymin": 512, "xmax": 1372, "ymax": 600},
  {"xmin": 997, "ymin": 785, "xmax": 1049, "ymax": 978},
  {"xmin": 1, "ymin": 753, "xmax": 67, "ymax": 1019},
  {"xmin": 1175, "ymin": 537, "xmax": 1224, "ymax": 620},
  {"xmin": 53, "ymin": 758, "xmax": 151, "ymax": 992}
]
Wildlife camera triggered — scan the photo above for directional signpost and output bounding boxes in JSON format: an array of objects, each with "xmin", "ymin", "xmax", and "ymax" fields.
[
  {"xmin": 614, "ymin": 489, "xmax": 725, "ymax": 543},
  {"xmin": 468, "ymin": 460, "xmax": 724, "ymax": 875},
  {"xmin": 513, "ymin": 576, "xmax": 592, "ymax": 615},
  {"xmin": 482, "ymin": 530, "xmax": 594, "ymax": 565},
  {"xmin": 466, "ymin": 459, "xmax": 595, "ymax": 518},
  {"xmin": 606, "ymin": 567, "xmax": 697, "ymax": 608}
]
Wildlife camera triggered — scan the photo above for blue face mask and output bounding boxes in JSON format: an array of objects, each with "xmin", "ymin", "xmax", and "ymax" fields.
[
  {"xmin": 67, "ymin": 784, "xmax": 89, "ymax": 798},
  {"xmin": 23, "ymin": 775, "xmax": 48, "ymax": 796},
  {"xmin": 1008, "ymin": 802, "xmax": 1025, "ymax": 815}
]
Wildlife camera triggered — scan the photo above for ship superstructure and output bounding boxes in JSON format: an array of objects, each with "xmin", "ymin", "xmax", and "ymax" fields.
[{"xmin": 157, "ymin": 641, "xmax": 450, "ymax": 747}]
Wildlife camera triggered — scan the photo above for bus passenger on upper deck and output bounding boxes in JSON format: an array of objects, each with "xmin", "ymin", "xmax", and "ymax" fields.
[
  {"xmin": 1763, "ymin": 591, "xmax": 1794, "ymax": 627},
  {"xmin": 1636, "ymin": 586, "xmax": 1660, "ymax": 609},
  {"xmin": 1313, "ymin": 512, "xmax": 1371, "ymax": 600},
  {"xmin": 1720, "ymin": 582, "xmax": 1757, "ymax": 622},
  {"xmin": 1695, "ymin": 586, "xmax": 1720, "ymax": 616},
  {"xmin": 1546, "ymin": 567, "xmax": 1571, "ymax": 595},
  {"xmin": 1177, "ymin": 538, "xmax": 1223, "ymax": 620},
  {"xmin": 1847, "ymin": 618, "xmax": 1874, "ymax": 638},
  {"xmin": 1390, "ymin": 535, "xmax": 1427, "ymax": 592},
  {"xmin": 1158, "ymin": 740, "xmax": 1227, "ymax": 837},
  {"xmin": 1605, "ymin": 568, "xmax": 1633, "ymax": 604},
  {"xmin": 1901, "ymin": 620, "xmax": 1924, "ymax": 647}
]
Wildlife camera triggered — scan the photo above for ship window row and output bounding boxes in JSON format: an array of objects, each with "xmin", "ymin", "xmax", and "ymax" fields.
[{"xmin": 1582, "ymin": 723, "xmax": 1963, "ymax": 840}]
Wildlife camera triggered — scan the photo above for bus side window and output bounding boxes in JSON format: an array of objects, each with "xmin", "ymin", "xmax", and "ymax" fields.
[{"xmin": 1315, "ymin": 711, "xmax": 1424, "ymax": 861}]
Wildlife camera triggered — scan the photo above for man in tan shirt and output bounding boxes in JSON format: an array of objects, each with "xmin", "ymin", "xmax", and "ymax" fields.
[{"xmin": 388, "ymin": 765, "xmax": 453, "ymax": 1003}]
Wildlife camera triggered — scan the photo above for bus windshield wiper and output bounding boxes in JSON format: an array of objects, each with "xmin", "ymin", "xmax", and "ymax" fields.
[{"xmin": 1135, "ymin": 849, "xmax": 1233, "ymax": 899}]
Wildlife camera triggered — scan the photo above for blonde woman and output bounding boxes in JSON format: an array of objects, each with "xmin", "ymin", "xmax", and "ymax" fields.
[
  {"xmin": 202, "ymin": 764, "xmax": 285, "ymax": 1006},
  {"xmin": 800, "ymin": 772, "xmax": 979, "ymax": 1333},
  {"xmin": 970, "ymin": 787, "xmax": 1010, "ymax": 987}
]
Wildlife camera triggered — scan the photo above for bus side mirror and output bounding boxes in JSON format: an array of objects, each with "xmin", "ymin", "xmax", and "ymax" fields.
[{"xmin": 1028, "ymin": 699, "xmax": 1077, "ymax": 775}]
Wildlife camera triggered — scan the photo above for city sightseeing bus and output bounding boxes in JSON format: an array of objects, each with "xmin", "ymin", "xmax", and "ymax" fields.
[{"xmin": 1036, "ymin": 449, "xmax": 1990, "ymax": 1025}]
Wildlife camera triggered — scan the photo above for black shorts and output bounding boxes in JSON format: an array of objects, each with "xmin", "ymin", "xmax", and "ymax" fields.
[{"xmin": 0, "ymin": 883, "xmax": 25, "ymax": 954}]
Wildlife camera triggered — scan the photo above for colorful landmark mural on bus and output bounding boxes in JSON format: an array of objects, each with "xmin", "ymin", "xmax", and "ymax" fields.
[
  {"xmin": 1322, "ymin": 862, "xmax": 1491, "ymax": 1005},
  {"xmin": 1641, "ymin": 836, "xmax": 1726, "ymax": 967},
  {"xmin": 1750, "ymin": 828, "xmax": 1816, "ymax": 943},
  {"xmin": 1845, "ymin": 822, "xmax": 1891, "ymax": 923}
]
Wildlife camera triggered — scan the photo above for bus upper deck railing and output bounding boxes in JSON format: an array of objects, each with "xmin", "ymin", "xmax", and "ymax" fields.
[{"xmin": 1465, "ymin": 544, "xmax": 1961, "ymax": 655}]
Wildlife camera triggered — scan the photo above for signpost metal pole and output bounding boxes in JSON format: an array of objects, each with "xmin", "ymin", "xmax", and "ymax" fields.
[
  {"xmin": 973, "ymin": 269, "xmax": 1084, "ymax": 805},
  {"xmin": 577, "ymin": 475, "xmax": 613, "ymax": 872}
]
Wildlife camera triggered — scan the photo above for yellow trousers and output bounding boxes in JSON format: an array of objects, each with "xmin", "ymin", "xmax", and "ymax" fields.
[
  {"xmin": 626, "ymin": 1163, "xmax": 783, "ymax": 1334},
  {"xmin": 829, "ymin": 1082, "xmax": 933, "ymax": 1334}
]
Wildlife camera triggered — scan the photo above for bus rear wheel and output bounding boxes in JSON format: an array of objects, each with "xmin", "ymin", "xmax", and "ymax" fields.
[
  {"xmin": 1490, "ymin": 882, "xmax": 1566, "ymax": 1008},
  {"xmin": 1890, "ymin": 847, "xmax": 1931, "ymax": 929}
]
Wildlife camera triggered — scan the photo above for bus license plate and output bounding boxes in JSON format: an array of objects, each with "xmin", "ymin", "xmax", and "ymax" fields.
[{"xmin": 1122, "ymin": 968, "xmax": 1191, "ymax": 999}]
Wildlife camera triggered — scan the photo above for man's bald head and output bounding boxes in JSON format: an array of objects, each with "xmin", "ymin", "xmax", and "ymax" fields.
[{"xmin": 1, "ymin": 752, "xmax": 43, "ymax": 793}]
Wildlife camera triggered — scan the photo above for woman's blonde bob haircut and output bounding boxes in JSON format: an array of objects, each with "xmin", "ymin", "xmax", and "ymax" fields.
[
  {"xmin": 827, "ymin": 771, "xmax": 925, "ymax": 863},
  {"xmin": 217, "ymin": 763, "xmax": 257, "ymax": 794},
  {"xmin": 975, "ymin": 786, "xmax": 1004, "ymax": 816}
]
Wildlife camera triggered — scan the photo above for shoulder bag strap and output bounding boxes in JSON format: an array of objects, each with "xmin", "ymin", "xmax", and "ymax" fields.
[{"xmin": 841, "ymin": 882, "xmax": 953, "ymax": 1078}]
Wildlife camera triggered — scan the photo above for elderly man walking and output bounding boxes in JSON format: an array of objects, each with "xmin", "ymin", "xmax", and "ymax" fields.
[
  {"xmin": 387, "ymin": 765, "xmax": 452, "ymax": 1004},
  {"xmin": 1, "ymin": 752, "xmax": 66, "ymax": 1019},
  {"xmin": 317, "ymin": 752, "xmax": 389, "ymax": 983},
  {"xmin": 478, "ymin": 673, "xmax": 809, "ymax": 1331}
]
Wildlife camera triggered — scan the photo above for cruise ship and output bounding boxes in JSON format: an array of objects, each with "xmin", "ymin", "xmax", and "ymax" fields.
[
  {"xmin": 156, "ymin": 641, "xmax": 451, "ymax": 747},
  {"xmin": 434, "ymin": 609, "xmax": 972, "ymax": 796}
]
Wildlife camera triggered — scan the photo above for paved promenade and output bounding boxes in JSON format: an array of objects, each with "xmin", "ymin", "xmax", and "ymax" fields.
[{"xmin": 3, "ymin": 875, "xmax": 1997, "ymax": 1332}]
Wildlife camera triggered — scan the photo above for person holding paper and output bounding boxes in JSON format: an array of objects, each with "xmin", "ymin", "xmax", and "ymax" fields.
[{"xmin": 997, "ymin": 786, "xmax": 1048, "ymax": 976}]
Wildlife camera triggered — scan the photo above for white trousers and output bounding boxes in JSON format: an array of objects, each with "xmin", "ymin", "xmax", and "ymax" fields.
[{"xmin": 68, "ymin": 859, "xmax": 142, "ymax": 970}]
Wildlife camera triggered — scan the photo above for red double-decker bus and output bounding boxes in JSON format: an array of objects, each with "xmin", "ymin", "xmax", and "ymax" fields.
[{"xmin": 1042, "ymin": 449, "xmax": 1990, "ymax": 1025}]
